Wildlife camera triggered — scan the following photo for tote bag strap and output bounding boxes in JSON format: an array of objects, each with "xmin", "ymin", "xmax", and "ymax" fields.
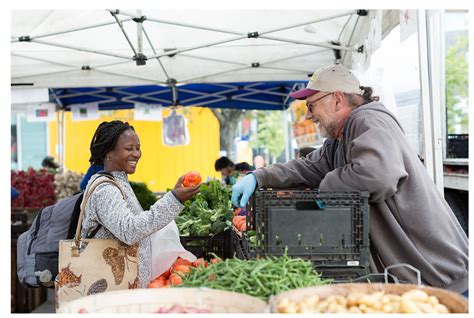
[{"xmin": 73, "ymin": 176, "xmax": 125, "ymax": 243}]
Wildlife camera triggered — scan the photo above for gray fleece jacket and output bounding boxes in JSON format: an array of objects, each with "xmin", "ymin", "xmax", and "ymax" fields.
[{"xmin": 253, "ymin": 101, "xmax": 468, "ymax": 293}]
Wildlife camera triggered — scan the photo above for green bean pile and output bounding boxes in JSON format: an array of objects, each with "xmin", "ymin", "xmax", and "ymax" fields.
[{"xmin": 178, "ymin": 254, "xmax": 332, "ymax": 300}]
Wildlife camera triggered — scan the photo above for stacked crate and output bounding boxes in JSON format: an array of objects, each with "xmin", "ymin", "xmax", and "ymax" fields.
[{"xmin": 232, "ymin": 188, "xmax": 371, "ymax": 282}]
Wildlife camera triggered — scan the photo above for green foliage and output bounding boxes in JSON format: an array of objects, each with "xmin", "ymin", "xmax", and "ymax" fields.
[
  {"xmin": 445, "ymin": 35, "xmax": 469, "ymax": 133},
  {"xmin": 250, "ymin": 110, "xmax": 286, "ymax": 162},
  {"xmin": 176, "ymin": 179, "xmax": 233, "ymax": 236},
  {"xmin": 130, "ymin": 181, "xmax": 157, "ymax": 210}
]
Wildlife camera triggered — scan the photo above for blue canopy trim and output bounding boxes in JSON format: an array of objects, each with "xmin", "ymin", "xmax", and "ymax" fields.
[{"xmin": 51, "ymin": 81, "xmax": 307, "ymax": 111}]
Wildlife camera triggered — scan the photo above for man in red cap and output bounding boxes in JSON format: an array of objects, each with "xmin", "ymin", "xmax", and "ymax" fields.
[{"xmin": 232, "ymin": 64, "xmax": 468, "ymax": 296}]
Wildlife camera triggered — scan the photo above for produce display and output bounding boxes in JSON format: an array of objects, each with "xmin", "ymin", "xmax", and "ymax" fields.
[
  {"xmin": 54, "ymin": 171, "xmax": 83, "ymax": 200},
  {"xmin": 276, "ymin": 289, "xmax": 450, "ymax": 314},
  {"xmin": 129, "ymin": 181, "xmax": 157, "ymax": 210},
  {"xmin": 178, "ymin": 253, "xmax": 331, "ymax": 300},
  {"xmin": 147, "ymin": 257, "xmax": 212, "ymax": 288},
  {"xmin": 11, "ymin": 168, "xmax": 56, "ymax": 208},
  {"xmin": 176, "ymin": 179, "xmax": 232, "ymax": 236}
]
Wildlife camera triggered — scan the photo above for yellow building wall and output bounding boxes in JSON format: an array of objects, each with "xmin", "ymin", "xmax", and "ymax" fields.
[{"xmin": 48, "ymin": 107, "xmax": 221, "ymax": 192}]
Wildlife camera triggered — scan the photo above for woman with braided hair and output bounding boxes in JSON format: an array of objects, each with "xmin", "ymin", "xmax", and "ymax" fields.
[{"xmin": 80, "ymin": 120, "xmax": 200, "ymax": 288}]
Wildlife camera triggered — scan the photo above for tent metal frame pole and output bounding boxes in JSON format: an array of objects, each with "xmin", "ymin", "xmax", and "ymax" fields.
[
  {"xmin": 92, "ymin": 68, "xmax": 167, "ymax": 84},
  {"xmin": 179, "ymin": 53, "xmax": 247, "ymax": 66},
  {"xmin": 179, "ymin": 65, "xmax": 250, "ymax": 83},
  {"xmin": 233, "ymin": 87, "xmax": 290, "ymax": 98},
  {"xmin": 232, "ymin": 97, "xmax": 283, "ymax": 106},
  {"xmin": 107, "ymin": 9, "xmax": 142, "ymax": 19},
  {"xmin": 258, "ymin": 10, "xmax": 356, "ymax": 35},
  {"xmin": 337, "ymin": 14, "xmax": 354, "ymax": 42},
  {"xmin": 11, "ymin": 52, "xmax": 78, "ymax": 68},
  {"xmin": 260, "ymin": 66, "xmax": 311, "ymax": 74},
  {"xmin": 136, "ymin": 10, "xmax": 143, "ymax": 55},
  {"xmin": 259, "ymin": 35, "xmax": 358, "ymax": 51},
  {"xmin": 110, "ymin": 11, "xmax": 138, "ymax": 55},
  {"xmin": 178, "ymin": 87, "xmax": 239, "ymax": 104},
  {"xmin": 31, "ymin": 39, "xmax": 133, "ymax": 60},
  {"xmin": 52, "ymin": 88, "xmax": 107, "ymax": 99},
  {"xmin": 11, "ymin": 18, "xmax": 134, "ymax": 42},
  {"xmin": 12, "ymin": 68, "xmax": 79, "ymax": 80},
  {"xmin": 260, "ymin": 48, "xmax": 328, "ymax": 66},
  {"xmin": 92, "ymin": 60, "xmax": 133, "ymax": 69},
  {"xmin": 342, "ymin": 15, "xmax": 361, "ymax": 65},
  {"xmin": 147, "ymin": 35, "xmax": 248, "ymax": 59},
  {"xmin": 142, "ymin": 26, "xmax": 171, "ymax": 80},
  {"xmin": 114, "ymin": 87, "xmax": 174, "ymax": 104},
  {"xmin": 146, "ymin": 16, "xmax": 243, "ymax": 35}
]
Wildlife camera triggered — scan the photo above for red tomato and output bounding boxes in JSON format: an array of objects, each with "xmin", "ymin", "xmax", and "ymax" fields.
[
  {"xmin": 192, "ymin": 258, "xmax": 208, "ymax": 268},
  {"xmin": 183, "ymin": 171, "xmax": 202, "ymax": 187}
]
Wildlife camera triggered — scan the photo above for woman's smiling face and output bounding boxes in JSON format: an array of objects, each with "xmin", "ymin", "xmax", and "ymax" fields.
[{"xmin": 105, "ymin": 129, "xmax": 142, "ymax": 174}]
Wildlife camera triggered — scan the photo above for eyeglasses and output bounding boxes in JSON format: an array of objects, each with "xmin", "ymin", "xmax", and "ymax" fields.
[{"xmin": 306, "ymin": 93, "xmax": 333, "ymax": 113}]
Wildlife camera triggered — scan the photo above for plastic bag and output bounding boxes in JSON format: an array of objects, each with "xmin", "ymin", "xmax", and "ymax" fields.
[{"xmin": 150, "ymin": 220, "xmax": 196, "ymax": 279}]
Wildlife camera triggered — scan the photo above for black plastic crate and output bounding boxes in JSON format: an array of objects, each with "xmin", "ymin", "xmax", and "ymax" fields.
[
  {"xmin": 180, "ymin": 229, "xmax": 232, "ymax": 260},
  {"xmin": 447, "ymin": 134, "xmax": 468, "ymax": 158},
  {"xmin": 246, "ymin": 188, "xmax": 370, "ymax": 268},
  {"xmin": 230, "ymin": 230, "xmax": 248, "ymax": 260}
]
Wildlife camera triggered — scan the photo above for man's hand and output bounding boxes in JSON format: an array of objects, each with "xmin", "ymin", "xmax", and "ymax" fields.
[
  {"xmin": 172, "ymin": 175, "xmax": 200, "ymax": 203},
  {"xmin": 231, "ymin": 174, "xmax": 257, "ymax": 208}
]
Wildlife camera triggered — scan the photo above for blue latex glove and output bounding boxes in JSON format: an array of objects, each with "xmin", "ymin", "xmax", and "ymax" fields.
[{"xmin": 231, "ymin": 173, "xmax": 257, "ymax": 208}]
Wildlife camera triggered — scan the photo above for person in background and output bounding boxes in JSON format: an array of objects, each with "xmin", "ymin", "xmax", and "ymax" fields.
[
  {"xmin": 231, "ymin": 64, "xmax": 468, "ymax": 296},
  {"xmin": 296, "ymin": 147, "xmax": 316, "ymax": 159},
  {"xmin": 11, "ymin": 186, "xmax": 20, "ymax": 201},
  {"xmin": 253, "ymin": 155, "xmax": 266, "ymax": 169},
  {"xmin": 81, "ymin": 120, "xmax": 200, "ymax": 288},
  {"xmin": 80, "ymin": 164, "xmax": 104, "ymax": 191},
  {"xmin": 214, "ymin": 156, "xmax": 254, "ymax": 185},
  {"xmin": 41, "ymin": 156, "xmax": 59, "ymax": 171}
]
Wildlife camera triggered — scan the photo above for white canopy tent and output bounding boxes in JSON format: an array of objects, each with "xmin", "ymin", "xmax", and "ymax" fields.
[
  {"xmin": 11, "ymin": 9, "xmax": 400, "ymax": 170},
  {"xmin": 11, "ymin": 10, "xmax": 399, "ymax": 89}
]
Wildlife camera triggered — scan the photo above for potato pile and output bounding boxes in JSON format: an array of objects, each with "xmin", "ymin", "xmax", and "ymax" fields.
[{"xmin": 277, "ymin": 289, "xmax": 450, "ymax": 313}]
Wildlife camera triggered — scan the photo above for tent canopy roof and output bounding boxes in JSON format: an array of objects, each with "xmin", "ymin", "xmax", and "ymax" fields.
[{"xmin": 12, "ymin": 9, "xmax": 399, "ymax": 109}]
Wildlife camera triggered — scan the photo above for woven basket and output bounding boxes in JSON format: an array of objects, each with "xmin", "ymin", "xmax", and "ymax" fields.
[
  {"xmin": 57, "ymin": 287, "xmax": 269, "ymax": 313},
  {"xmin": 269, "ymin": 283, "xmax": 468, "ymax": 313}
]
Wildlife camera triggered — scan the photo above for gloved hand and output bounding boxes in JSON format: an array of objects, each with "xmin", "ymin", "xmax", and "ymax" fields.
[{"xmin": 231, "ymin": 173, "xmax": 257, "ymax": 208}]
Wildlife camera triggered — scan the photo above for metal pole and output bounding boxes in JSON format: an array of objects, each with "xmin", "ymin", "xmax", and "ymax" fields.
[
  {"xmin": 259, "ymin": 35, "xmax": 358, "ymax": 51},
  {"xmin": 137, "ymin": 10, "xmax": 143, "ymax": 55},
  {"xmin": 142, "ymin": 26, "xmax": 171, "ymax": 80},
  {"xmin": 258, "ymin": 10, "xmax": 356, "ymax": 35},
  {"xmin": 107, "ymin": 9, "xmax": 143, "ymax": 19},
  {"xmin": 425, "ymin": 10, "xmax": 445, "ymax": 193},
  {"xmin": 260, "ymin": 66, "xmax": 311, "ymax": 74},
  {"xmin": 11, "ymin": 18, "xmax": 134, "ymax": 42},
  {"xmin": 417, "ymin": 10, "xmax": 435, "ymax": 181},
  {"xmin": 179, "ymin": 65, "xmax": 250, "ymax": 83},
  {"xmin": 61, "ymin": 109, "xmax": 65, "ymax": 173},
  {"xmin": 31, "ymin": 39, "xmax": 133, "ymax": 60},
  {"xmin": 110, "ymin": 11, "xmax": 137, "ymax": 55},
  {"xmin": 260, "ymin": 48, "xmax": 327, "ymax": 66},
  {"xmin": 179, "ymin": 53, "xmax": 247, "ymax": 66},
  {"xmin": 146, "ymin": 16, "xmax": 243, "ymax": 36},
  {"xmin": 12, "ymin": 68, "xmax": 78, "ymax": 80},
  {"xmin": 284, "ymin": 109, "xmax": 290, "ymax": 162},
  {"xmin": 147, "ymin": 35, "xmax": 248, "ymax": 59}
]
